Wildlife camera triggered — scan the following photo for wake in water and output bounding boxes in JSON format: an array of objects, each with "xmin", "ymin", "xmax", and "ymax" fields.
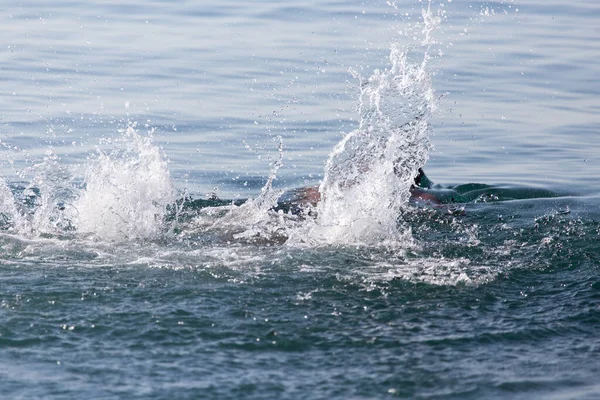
[
  {"xmin": 0, "ymin": 2, "xmax": 501, "ymax": 288},
  {"xmin": 0, "ymin": 4, "xmax": 442, "ymax": 248},
  {"xmin": 185, "ymin": 136, "xmax": 293, "ymax": 244}
]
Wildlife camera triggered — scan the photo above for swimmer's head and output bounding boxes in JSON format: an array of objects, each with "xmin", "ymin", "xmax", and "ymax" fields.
[
  {"xmin": 393, "ymin": 162, "xmax": 433, "ymax": 188},
  {"xmin": 414, "ymin": 168, "xmax": 433, "ymax": 189}
]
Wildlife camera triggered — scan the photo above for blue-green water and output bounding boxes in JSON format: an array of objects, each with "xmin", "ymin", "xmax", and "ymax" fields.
[{"xmin": 2, "ymin": 1, "xmax": 600, "ymax": 399}]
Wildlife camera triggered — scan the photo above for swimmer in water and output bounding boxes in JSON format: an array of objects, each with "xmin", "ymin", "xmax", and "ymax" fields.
[
  {"xmin": 410, "ymin": 168, "xmax": 442, "ymax": 204},
  {"xmin": 183, "ymin": 167, "xmax": 456, "ymax": 219},
  {"xmin": 290, "ymin": 168, "xmax": 442, "ymax": 208}
]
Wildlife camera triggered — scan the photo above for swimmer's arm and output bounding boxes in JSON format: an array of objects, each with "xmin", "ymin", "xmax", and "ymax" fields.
[
  {"xmin": 410, "ymin": 188, "xmax": 442, "ymax": 205},
  {"xmin": 296, "ymin": 186, "xmax": 443, "ymax": 206},
  {"xmin": 294, "ymin": 186, "xmax": 321, "ymax": 207},
  {"xmin": 410, "ymin": 188, "xmax": 465, "ymax": 215}
]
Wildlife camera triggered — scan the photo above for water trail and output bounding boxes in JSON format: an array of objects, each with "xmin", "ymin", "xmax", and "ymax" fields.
[
  {"xmin": 189, "ymin": 136, "xmax": 291, "ymax": 243},
  {"xmin": 73, "ymin": 126, "xmax": 176, "ymax": 241},
  {"xmin": 291, "ymin": 4, "xmax": 440, "ymax": 246},
  {"xmin": 222, "ymin": 136, "xmax": 288, "ymax": 243}
]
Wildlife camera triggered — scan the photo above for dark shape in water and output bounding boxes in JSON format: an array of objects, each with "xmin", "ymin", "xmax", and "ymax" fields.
[{"xmin": 165, "ymin": 168, "xmax": 565, "ymax": 224}]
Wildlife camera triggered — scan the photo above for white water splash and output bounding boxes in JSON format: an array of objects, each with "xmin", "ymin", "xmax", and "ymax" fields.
[
  {"xmin": 73, "ymin": 126, "xmax": 176, "ymax": 241},
  {"xmin": 0, "ymin": 152, "xmax": 76, "ymax": 236},
  {"xmin": 0, "ymin": 176, "xmax": 26, "ymax": 233},
  {"xmin": 189, "ymin": 136, "xmax": 293, "ymax": 243},
  {"xmin": 290, "ymin": 6, "xmax": 440, "ymax": 246},
  {"xmin": 26, "ymin": 152, "xmax": 78, "ymax": 235},
  {"xmin": 2, "ymin": 4, "xmax": 441, "ymax": 250}
]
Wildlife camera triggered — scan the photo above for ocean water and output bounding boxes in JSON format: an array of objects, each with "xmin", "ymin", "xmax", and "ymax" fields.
[{"xmin": 1, "ymin": 0, "xmax": 600, "ymax": 399}]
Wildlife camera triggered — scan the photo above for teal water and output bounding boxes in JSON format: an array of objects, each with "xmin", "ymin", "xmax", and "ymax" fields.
[{"xmin": 2, "ymin": 1, "xmax": 600, "ymax": 399}]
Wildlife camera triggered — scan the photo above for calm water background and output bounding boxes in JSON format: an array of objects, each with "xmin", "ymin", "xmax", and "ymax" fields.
[
  {"xmin": 1, "ymin": 0, "xmax": 600, "ymax": 399},
  {"xmin": 2, "ymin": 0, "xmax": 599, "ymax": 195}
]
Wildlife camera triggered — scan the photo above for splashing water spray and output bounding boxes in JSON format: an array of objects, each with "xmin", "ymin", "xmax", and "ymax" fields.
[
  {"xmin": 290, "ymin": 2, "xmax": 441, "ymax": 246},
  {"xmin": 73, "ymin": 126, "xmax": 176, "ymax": 241},
  {"xmin": 0, "ymin": 126, "xmax": 176, "ymax": 242},
  {"xmin": 0, "ymin": 176, "xmax": 24, "ymax": 233},
  {"xmin": 189, "ymin": 136, "xmax": 289, "ymax": 243},
  {"xmin": 1, "ymin": 2, "xmax": 442, "ymax": 249}
]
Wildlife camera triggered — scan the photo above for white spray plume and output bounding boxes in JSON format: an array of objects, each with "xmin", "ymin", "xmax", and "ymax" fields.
[{"xmin": 74, "ymin": 127, "xmax": 176, "ymax": 241}]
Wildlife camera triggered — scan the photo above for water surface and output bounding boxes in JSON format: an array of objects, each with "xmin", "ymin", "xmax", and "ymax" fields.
[{"xmin": 1, "ymin": 1, "xmax": 600, "ymax": 399}]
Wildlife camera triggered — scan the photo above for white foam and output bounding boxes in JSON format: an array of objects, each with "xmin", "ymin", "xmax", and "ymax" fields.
[{"xmin": 363, "ymin": 257, "xmax": 498, "ymax": 287}]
